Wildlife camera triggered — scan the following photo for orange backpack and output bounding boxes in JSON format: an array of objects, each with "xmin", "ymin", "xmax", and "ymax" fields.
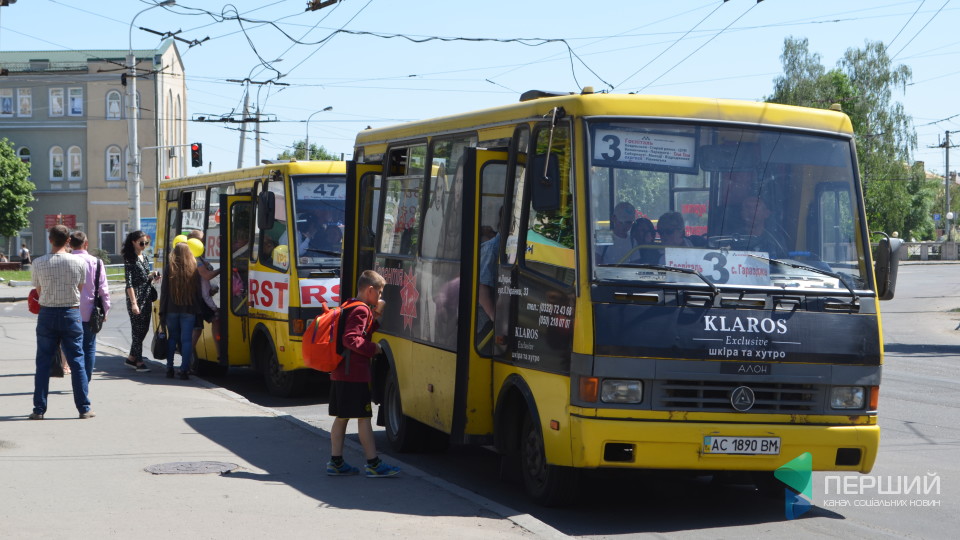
[{"xmin": 302, "ymin": 300, "xmax": 369, "ymax": 373}]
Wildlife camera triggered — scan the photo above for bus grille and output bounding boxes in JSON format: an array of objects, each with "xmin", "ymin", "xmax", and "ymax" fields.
[{"xmin": 656, "ymin": 380, "xmax": 820, "ymax": 413}]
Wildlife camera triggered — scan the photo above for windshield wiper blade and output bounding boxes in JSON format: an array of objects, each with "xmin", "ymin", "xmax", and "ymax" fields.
[
  {"xmin": 745, "ymin": 254, "xmax": 859, "ymax": 302},
  {"xmin": 617, "ymin": 263, "xmax": 719, "ymax": 297},
  {"xmin": 305, "ymin": 248, "xmax": 341, "ymax": 257}
]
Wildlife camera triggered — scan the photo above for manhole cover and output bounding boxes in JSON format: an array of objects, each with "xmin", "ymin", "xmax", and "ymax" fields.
[{"xmin": 145, "ymin": 461, "xmax": 239, "ymax": 475}]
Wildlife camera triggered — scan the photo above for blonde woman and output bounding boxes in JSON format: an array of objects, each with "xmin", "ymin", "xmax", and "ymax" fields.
[{"xmin": 158, "ymin": 242, "xmax": 202, "ymax": 380}]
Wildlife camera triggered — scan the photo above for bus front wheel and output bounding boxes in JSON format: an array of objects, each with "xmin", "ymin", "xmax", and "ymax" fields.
[{"xmin": 520, "ymin": 412, "xmax": 578, "ymax": 506}]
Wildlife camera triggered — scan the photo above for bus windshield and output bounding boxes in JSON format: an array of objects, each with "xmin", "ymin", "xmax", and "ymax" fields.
[
  {"xmin": 291, "ymin": 173, "xmax": 347, "ymax": 270},
  {"xmin": 589, "ymin": 121, "xmax": 867, "ymax": 293}
]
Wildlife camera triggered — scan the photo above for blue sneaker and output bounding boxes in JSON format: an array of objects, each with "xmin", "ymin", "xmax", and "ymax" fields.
[
  {"xmin": 326, "ymin": 460, "xmax": 359, "ymax": 476},
  {"xmin": 365, "ymin": 461, "xmax": 400, "ymax": 478}
]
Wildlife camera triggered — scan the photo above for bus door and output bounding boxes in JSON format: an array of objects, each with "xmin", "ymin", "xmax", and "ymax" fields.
[
  {"xmin": 460, "ymin": 148, "xmax": 509, "ymax": 439},
  {"xmin": 343, "ymin": 162, "xmax": 383, "ymax": 298},
  {"xmin": 219, "ymin": 193, "xmax": 254, "ymax": 367}
]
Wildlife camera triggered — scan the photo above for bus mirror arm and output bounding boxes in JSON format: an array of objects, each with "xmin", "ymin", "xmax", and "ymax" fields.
[{"xmin": 872, "ymin": 231, "xmax": 902, "ymax": 301}]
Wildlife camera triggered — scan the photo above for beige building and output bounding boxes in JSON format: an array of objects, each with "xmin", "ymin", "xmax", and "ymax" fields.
[{"xmin": 0, "ymin": 40, "xmax": 186, "ymax": 260}]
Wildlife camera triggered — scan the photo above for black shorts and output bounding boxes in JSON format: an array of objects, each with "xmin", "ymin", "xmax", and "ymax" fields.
[{"xmin": 328, "ymin": 380, "xmax": 372, "ymax": 419}]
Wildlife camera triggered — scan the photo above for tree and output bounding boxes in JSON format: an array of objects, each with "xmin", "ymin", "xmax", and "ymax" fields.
[
  {"xmin": 277, "ymin": 140, "xmax": 339, "ymax": 161},
  {"xmin": 0, "ymin": 137, "xmax": 35, "ymax": 242},
  {"xmin": 767, "ymin": 37, "xmax": 933, "ymax": 238}
]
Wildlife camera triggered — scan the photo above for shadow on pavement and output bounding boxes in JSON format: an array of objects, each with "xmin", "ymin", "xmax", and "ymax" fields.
[{"xmin": 183, "ymin": 415, "xmax": 490, "ymax": 518}]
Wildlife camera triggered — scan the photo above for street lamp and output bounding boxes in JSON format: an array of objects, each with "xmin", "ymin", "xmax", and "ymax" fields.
[
  {"xmin": 305, "ymin": 106, "xmax": 333, "ymax": 160},
  {"xmin": 127, "ymin": 0, "xmax": 175, "ymax": 233}
]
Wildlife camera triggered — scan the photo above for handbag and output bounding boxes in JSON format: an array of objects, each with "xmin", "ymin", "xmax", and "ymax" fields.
[
  {"xmin": 50, "ymin": 349, "xmax": 65, "ymax": 378},
  {"xmin": 89, "ymin": 260, "xmax": 106, "ymax": 334},
  {"xmin": 151, "ymin": 328, "xmax": 168, "ymax": 360},
  {"xmin": 147, "ymin": 284, "xmax": 159, "ymax": 303},
  {"xmin": 28, "ymin": 288, "xmax": 40, "ymax": 315}
]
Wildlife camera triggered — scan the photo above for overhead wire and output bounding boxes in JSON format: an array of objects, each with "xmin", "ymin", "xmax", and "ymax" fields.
[
  {"xmin": 635, "ymin": 0, "xmax": 765, "ymax": 93},
  {"xmin": 887, "ymin": 0, "xmax": 925, "ymax": 50},
  {"xmin": 612, "ymin": 0, "xmax": 725, "ymax": 91},
  {"xmin": 891, "ymin": 0, "xmax": 951, "ymax": 60}
]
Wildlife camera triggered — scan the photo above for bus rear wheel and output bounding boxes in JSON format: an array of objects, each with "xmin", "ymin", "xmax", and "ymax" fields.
[
  {"xmin": 384, "ymin": 371, "xmax": 428, "ymax": 452},
  {"xmin": 259, "ymin": 341, "xmax": 306, "ymax": 397},
  {"xmin": 520, "ymin": 412, "xmax": 578, "ymax": 506}
]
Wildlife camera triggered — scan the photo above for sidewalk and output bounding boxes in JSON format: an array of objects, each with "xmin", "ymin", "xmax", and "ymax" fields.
[{"xmin": 0, "ymin": 313, "xmax": 558, "ymax": 539}]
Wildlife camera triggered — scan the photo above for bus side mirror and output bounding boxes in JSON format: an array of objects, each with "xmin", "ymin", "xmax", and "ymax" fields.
[
  {"xmin": 257, "ymin": 191, "xmax": 276, "ymax": 231},
  {"xmin": 873, "ymin": 234, "xmax": 903, "ymax": 300},
  {"xmin": 531, "ymin": 153, "xmax": 561, "ymax": 212}
]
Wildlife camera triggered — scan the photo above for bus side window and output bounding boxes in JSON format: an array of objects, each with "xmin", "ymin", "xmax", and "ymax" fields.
[
  {"xmin": 380, "ymin": 145, "xmax": 427, "ymax": 256},
  {"xmin": 357, "ymin": 172, "xmax": 381, "ymax": 273}
]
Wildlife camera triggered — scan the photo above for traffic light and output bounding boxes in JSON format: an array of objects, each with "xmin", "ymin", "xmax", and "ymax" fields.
[{"xmin": 190, "ymin": 143, "xmax": 202, "ymax": 167}]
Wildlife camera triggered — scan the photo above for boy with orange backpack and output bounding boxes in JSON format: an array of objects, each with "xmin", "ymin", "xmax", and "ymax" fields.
[{"xmin": 326, "ymin": 270, "xmax": 400, "ymax": 478}]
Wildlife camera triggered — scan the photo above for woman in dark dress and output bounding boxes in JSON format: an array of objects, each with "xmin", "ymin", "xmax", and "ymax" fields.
[{"xmin": 122, "ymin": 231, "xmax": 158, "ymax": 371}]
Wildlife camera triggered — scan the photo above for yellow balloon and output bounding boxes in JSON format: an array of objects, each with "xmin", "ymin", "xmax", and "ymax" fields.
[
  {"xmin": 173, "ymin": 234, "xmax": 188, "ymax": 246},
  {"xmin": 187, "ymin": 238, "xmax": 205, "ymax": 258}
]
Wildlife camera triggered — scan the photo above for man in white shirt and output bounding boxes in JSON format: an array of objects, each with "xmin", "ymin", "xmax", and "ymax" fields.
[
  {"xmin": 598, "ymin": 202, "xmax": 636, "ymax": 264},
  {"xmin": 30, "ymin": 225, "xmax": 94, "ymax": 420}
]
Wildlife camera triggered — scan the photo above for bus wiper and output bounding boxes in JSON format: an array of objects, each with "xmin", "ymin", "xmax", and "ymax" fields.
[
  {"xmin": 305, "ymin": 248, "xmax": 341, "ymax": 257},
  {"xmin": 614, "ymin": 263, "xmax": 719, "ymax": 297},
  {"xmin": 744, "ymin": 254, "xmax": 859, "ymax": 302}
]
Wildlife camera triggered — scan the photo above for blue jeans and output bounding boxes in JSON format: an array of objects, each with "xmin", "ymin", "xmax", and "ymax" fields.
[
  {"xmin": 81, "ymin": 321, "xmax": 97, "ymax": 383},
  {"xmin": 34, "ymin": 307, "xmax": 90, "ymax": 415},
  {"xmin": 165, "ymin": 312, "xmax": 196, "ymax": 373}
]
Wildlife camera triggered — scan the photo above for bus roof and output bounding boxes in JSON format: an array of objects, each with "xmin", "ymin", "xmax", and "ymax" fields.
[
  {"xmin": 354, "ymin": 91, "xmax": 854, "ymax": 147},
  {"xmin": 159, "ymin": 160, "xmax": 346, "ymax": 190}
]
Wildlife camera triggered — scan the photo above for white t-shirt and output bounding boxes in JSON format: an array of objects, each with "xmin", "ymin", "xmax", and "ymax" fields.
[{"xmin": 600, "ymin": 234, "xmax": 633, "ymax": 264}]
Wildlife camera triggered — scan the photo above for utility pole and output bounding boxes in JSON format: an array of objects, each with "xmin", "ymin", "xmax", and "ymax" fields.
[
  {"xmin": 255, "ymin": 106, "xmax": 262, "ymax": 165},
  {"xmin": 237, "ymin": 90, "xmax": 249, "ymax": 168},
  {"xmin": 946, "ymin": 131, "xmax": 952, "ymax": 242}
]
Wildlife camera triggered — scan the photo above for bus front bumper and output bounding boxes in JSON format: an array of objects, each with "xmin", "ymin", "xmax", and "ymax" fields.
[{"xmin": 569, "ymin": 416, "xmax": 879, "ymax": 473}]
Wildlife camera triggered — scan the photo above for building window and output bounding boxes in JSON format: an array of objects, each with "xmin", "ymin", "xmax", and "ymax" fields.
[
  {"xmin": 68, "ymin": 146, "xmax": 82, "ymax": 179},
  {"xmin": 107, "ymin": 146, "xmax": 123, "ymax": 180},
  {"xmin": 99, "ymin": 223, "xmax": 117, "ymax": 254},
  {"xmin": 68, "ymin": 88, "xmax": 83, "ymax": 116},
  {"xmin": 106, "ymin": 91, "xmax": 122, "ymax": 120},
  {"xmin": 18, "ymin": 147, "xmax": 31, "ymax": 179},
  {"xmin": 17, "ymin": 88, "xmax": 31, "ymax": 117},
  {"xmin": 49, "ymin": 88, "xmax": 64, "ymax": 117},
  {"xmin": 0, "ymin": 89, "xmax": 12, "ymax": 117},
  {"xmin": 50, "ymin": 146, "xmax": 64, "ymax": 179}
]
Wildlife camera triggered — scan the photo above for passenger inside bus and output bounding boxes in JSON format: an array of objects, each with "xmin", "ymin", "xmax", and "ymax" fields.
[
  {"xmin": 657, "ymin": 212, "xmax": 693, "ymax": 247},
  {"xmin": 740, "ymin": 196, "xmax": 788, "ymax": 258},
  {"xmin": 314, "ymin": 225, "xmax": 343, "ymax": 253},
  {"xmin": 628, "ymin": 218, "xmax": 659, "ymax": 264},
  {"xmin": 598, "ymin": 202, "xmax": 636, "ymax": 264}
]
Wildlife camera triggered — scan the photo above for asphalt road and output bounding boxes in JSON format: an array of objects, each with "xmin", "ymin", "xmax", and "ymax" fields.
[{"xmin": 10, "ymin": 263, "xmax": 957, "ymax": 538}]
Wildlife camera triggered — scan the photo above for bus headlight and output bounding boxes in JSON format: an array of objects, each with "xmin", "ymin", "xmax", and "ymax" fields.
[
  {"xmin": 601, "ymin": 379, "xmax": 643, "ymax": 404},
  {"xmin": 830, "ymin": 386, "xmax": 865, "ymax": 409}
]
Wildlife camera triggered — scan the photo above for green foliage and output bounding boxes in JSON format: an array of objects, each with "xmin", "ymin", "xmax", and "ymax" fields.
[
  {"xmin": 277, "ymin": 140, "xmax": 339, "ymax": 161},
  {"xmin": 0, "ymin": 138, "xmax": 35, "ymax": 238},
  {"xmin": 90, "ymin": 247, "xmax": 112, "ymax": 265},
  {"xmin": 767, "ymin": 37, "xmax": 931, "ymax": 239}
]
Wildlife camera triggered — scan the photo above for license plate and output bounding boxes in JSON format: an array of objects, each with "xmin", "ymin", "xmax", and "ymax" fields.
[{"xmin": 703, "ymin": 436, "xmax": 781, "ymax": 455}]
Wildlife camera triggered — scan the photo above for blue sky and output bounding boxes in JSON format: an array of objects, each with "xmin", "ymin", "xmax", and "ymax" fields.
[{"xmin": 2, "ymin": 0, "xmax": 957, "ymax": 175}]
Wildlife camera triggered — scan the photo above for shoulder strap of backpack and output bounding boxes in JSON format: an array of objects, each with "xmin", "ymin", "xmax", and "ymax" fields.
[{"xmin": 334, "ymin": 300, "xmax": 371, "ymax": 354}]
